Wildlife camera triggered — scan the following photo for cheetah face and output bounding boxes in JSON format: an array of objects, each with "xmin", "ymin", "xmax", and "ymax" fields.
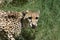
[{"xmin": 23, "ymin": 10, "xmax": 40, "ymax": 29}]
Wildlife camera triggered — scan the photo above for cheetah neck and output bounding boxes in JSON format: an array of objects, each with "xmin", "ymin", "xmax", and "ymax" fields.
[{"xmin": 21, "ymin": 18, "xmax": 30, "ymax": 28}]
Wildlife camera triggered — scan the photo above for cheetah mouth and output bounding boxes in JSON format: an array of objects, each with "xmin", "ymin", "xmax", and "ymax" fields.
[
  {"xmin": 30, "ymin": 24, "xmax": 36, "ymax": 29},
  {"xmin": 32, "ymin": 24, "xmax": 36, "ymax": 29}
]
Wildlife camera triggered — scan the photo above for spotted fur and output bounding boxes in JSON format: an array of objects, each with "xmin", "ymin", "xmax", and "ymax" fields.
[{"xmin": 0, "ymin": 10, "xmax": 23, "ymax": 40}]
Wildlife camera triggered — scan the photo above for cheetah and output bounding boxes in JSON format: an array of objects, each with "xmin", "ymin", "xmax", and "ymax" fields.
[
  {"xmin": 0, "ymin": 10, "xmax": 23, "ymax": 40},
  {"xmin": 0, "ymin": 10, "xmax": 40, "ymax": 40},
  {"xmin": 21, "ymin": 10, "xmax": 40, "ymax": 29}
]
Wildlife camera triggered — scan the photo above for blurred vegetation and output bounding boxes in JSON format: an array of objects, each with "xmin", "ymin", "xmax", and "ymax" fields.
[{"xmin": 0, "ymin": 0, "xmax": 60, "ymax": 40}]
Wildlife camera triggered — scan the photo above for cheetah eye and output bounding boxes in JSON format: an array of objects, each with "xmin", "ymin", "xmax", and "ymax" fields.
[
  {"xmin": 36, "ymin": 17, "xmax": 38, "ymax": 19},
  {"xmin": 28, "ymin": 17, "xmax": 32, "ymax": 19}
]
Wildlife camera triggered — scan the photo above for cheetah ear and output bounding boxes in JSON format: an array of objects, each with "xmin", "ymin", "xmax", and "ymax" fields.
[
  {"xmin": 22, "ymin": 10, "xmax": 29, "ymax": 19},
  {"xmin": 24, "ymin": 14, "xmax": 29, "ymax": 19},
  {"xmin": 37, "ymin": 10, "xmax": 40, "ymax": 16},
  {"xmin": 38, "ymin": 10, "xmax": 40, "ymax": 14},
  {"xmin": 26, "ymin": 10, "xmax": 29, "ymax": 13},
  {"xmin": 22, "ymin": 10, "xmax": 29, "ymax": 17}
]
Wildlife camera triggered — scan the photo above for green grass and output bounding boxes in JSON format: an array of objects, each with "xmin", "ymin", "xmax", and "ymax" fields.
[{"xmin": 0, "ymin": 0, "xmax": 60, "ymax": 40}]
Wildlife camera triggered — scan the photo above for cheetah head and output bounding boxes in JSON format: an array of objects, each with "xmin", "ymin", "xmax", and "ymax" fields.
[{"xmin": 22, "ymin": 10, "xmax": 40, "ymax": 29}]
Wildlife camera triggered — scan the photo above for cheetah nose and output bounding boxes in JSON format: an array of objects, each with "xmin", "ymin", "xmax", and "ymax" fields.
[{"xmin": 32, "ymin": 24, "xmax": 36, "ymax": 29}]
